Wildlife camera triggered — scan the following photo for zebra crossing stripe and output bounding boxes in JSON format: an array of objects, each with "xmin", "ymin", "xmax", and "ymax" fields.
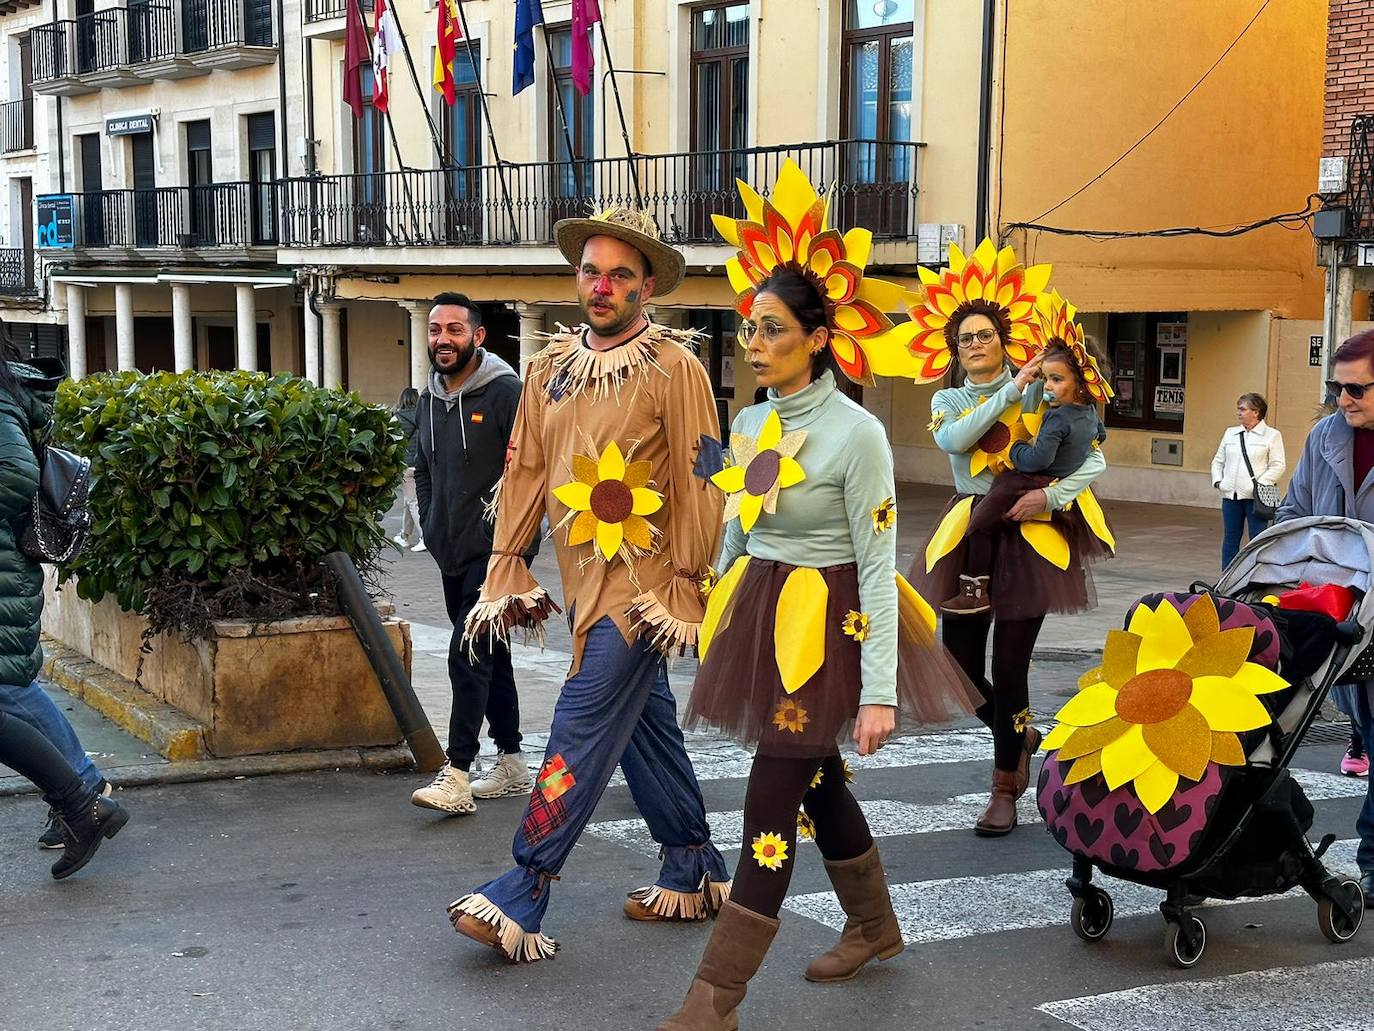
[
  {"xmin": 783, "ymin": 839, "xmax": 1360, "ymax": 946},
  {"xmin": 584, "ymin": 769, "xmax": 1366, "ymax": 855},
  {"xmin": 1037, "ymin": 957, "xmax": 1373, "ymax": 1031}
]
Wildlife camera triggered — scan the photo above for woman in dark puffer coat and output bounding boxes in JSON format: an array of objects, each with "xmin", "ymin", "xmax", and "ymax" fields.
[{"xmin": 0, "ymin": 356, "xmax": 128, "ymax": 878}]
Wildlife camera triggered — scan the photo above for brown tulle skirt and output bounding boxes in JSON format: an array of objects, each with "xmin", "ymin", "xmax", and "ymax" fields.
[
  {"xmin": 909, "ymin": 492, "xmax": 1110, "ymax": 623},
  {"xmin": 685, "ymin": 559, "xmax": 980, "ymax": 758}
]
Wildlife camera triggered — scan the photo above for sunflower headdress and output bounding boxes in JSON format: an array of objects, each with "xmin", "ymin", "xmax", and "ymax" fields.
[
  {"xmin": 712, "ymin": 159, "xmax": 919, "ymax": 385},
  {"xmin": 904, "ymin": 239, "xmax": 1051, "ymax": 384},
  {"xmin": 1035, "ymin": 289, "xmax": 1113, "ymax": 404}
]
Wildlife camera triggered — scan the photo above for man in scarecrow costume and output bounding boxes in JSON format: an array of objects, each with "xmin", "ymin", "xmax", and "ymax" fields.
[{"xmin": 446, "ymin": 207, "xmax": 731, "ymax": 962}]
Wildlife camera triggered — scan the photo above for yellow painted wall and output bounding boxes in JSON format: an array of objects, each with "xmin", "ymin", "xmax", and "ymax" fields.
[{"xmin": 343, "ymin": 299, "xmax": 410, "ymax": 405}]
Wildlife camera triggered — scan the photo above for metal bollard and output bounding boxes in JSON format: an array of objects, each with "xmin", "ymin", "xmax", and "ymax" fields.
[{"xmin": 325, "ymin": 551, "xmax": 446, "ymax": 772}]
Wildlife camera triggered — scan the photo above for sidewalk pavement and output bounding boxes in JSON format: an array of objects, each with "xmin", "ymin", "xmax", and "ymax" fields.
[{"xmin": 3, "ymin": 484, "xmax": 1233, "ymax": 792}]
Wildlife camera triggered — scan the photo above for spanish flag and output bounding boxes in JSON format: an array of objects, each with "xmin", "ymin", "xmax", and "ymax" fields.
[{"xmin": 432, "ymin": 0, "xmax": 461, "ymax": 106}]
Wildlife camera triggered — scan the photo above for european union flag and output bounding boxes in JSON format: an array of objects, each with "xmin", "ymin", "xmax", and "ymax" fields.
[{"xmin": 513, "ymin": 0, "xmax": 544, "ymax": 95}]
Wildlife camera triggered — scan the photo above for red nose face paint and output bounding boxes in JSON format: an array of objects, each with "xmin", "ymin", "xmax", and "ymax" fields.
[{"xmin": 593, "ymin": 274, "xmax": 613, "ymax": 295}]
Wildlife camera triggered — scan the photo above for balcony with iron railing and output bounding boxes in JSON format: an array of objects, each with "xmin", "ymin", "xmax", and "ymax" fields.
[
  {"xmin": 0, "ymin": 99, "xmax": 34, "ymax": 153},
  {"xmin": 1349, "ymin": 114, "xmax": 1374, "ymax": 242},
  {"xmin": 0, "ymin": 248, "xmax": 37, "ymax": 295},
  {"xmin": 276, "ymin": 139, "xmax": 922, "ymax": 256},
  {"xmin": 32, "ymin": 0, "xmax": 276, "ymax": 95},
  {"xmin": 37, "ymin": 182, "xmax": 277, "ymax": 253},
  {"xmin": 303, "ymin": 0, "xmax": 372, "ymax": 39}
]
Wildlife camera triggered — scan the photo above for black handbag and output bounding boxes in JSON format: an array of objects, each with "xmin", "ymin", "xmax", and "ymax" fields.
[
  {"xmin": 1238, "ymin": 432, "xmax": 1281, "ymax": 522},
  {"xmin": 19, "ymin": 441, "xmax": 92, "ymax": 564}
]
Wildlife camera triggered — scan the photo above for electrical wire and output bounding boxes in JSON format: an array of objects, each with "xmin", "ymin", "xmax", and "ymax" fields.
[
  {"xmin": 1025, "ymin": 0, "xmax": 1273, "ymax": 225},
  {"xmin": 1007, "ymin": 194, "xmax": 1321, "ymax": 242}
]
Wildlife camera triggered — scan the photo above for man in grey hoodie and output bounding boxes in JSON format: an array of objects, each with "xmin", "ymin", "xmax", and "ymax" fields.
[{"xmin": 411, "ymin": 292, "xmax": 533, "ymax": 814}]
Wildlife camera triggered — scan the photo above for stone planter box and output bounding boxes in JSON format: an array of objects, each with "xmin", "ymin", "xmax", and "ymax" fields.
[{"xmin": 42, "ymin": 574, "xmax": 408, "ymax": 758}]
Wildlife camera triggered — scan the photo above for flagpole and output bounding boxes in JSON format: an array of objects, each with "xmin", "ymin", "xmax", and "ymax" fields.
[
  {"xmin": 596, "ymin": 18, "xmax": 643, "ymax": 208},
  {"xmin": 452, "ymin": 0, "xmax": 520, "ymax": 242},
  {"xmin": 352, "ymin": 0, "xmax": 421, "ymax": 243},
  {"xmin": 540, "ymin": 25, "xmax": 582, "ymax": 204},
  {"xmin": 382, "ymin": 0, "xmax": 464, "ymax": 180}
]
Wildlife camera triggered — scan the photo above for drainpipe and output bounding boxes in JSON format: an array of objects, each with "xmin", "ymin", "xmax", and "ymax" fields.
[
  {"xmin": 276, "ymin": 0, "xmax": 289, "ymax": 171},
  {"xmin": 974, "ymin": 0, "xmax": 996, "ymax": 242},
  {"xmin": 53, "ymin": 0, "xmax": 65, "ymax": 191},
  {"xmin": 302, "ymin": 18, "xmax": 315, "ymax": 172}
]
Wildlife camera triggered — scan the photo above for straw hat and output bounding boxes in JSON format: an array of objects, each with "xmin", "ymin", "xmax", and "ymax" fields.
[{"xmin": 554, "ymin": 206, "xmax": 686, "ymax": 296}]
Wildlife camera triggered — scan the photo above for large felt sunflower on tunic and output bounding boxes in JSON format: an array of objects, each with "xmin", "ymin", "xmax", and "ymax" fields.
[
  {"xmin": 967, "ymin": 402, "xmax": 1041, "ymax": 477},
  {"xmin": 1042, "ymin": 594, "xmax": 1287, "ymax": 813},
  {"xmin": 711, "ymin": 409, "xmax": 806, "ymax": 532},
  {"xmin": 712, "ymin": 159, "xmax": 919, "ymax": 385},
  {"xmin": 552, "ymin": 441, "xmax": 664, "ymax": 561},
  {"xmin": 904, "ymin": 239, "xmax": 1050, "ymax": 384}
]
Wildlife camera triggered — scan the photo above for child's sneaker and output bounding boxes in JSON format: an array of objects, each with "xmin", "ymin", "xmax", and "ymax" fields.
[
  {"xmin": 941, "ymin": 575, "xmax": 991, "ymax": 616},
  {"xmin": 1341, "ymin": 736, "xmax": 1369, "ymax": 777}
]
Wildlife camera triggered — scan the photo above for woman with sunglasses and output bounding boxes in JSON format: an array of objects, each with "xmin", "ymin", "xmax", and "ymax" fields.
[
  {"xmin": 1210, "ymin": 392, "xmax": 1285, "ymax": 569},
  {"xmin": 656, "ymin": 163, "xmax": 976, "ymax": 1031},
  {"xmin": 905, "ymin": 243, "xmax": 1110, "ymax": 838}
]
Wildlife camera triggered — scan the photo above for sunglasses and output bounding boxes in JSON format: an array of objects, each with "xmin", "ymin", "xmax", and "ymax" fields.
[{"xmin": 1326, "ymin": 378, "xmax": 1374, "ymax": 401}]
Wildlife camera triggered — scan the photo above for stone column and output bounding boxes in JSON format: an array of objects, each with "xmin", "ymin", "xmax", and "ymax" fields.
[
  {"xmin": 65, "ymin": 284, "xmax": 87, "ymax": 380},
  {"xmin": 302, "ymin": 293, "xmax": 321, "ymax": 386},
  {"xmin": 114, "ymin": 282, "xmax": 135, "ymax": 372},
  {"xmin": 321, "ymin": 303, "xmax": 343, "ymax": 389},
  {"xmin": 401, "ymin": 301, "xmax": 430, "ymax": 389},
  {"xmin": 235, "ymin": 283, "xmax": 258, "ymax": 372},
  {"xmin": 514, "ymin": 301, "xmax": 545, "ymax": 364},
  {"xmin": 171, "ymin": 283, "xmax": 194, "ymax": 373}
]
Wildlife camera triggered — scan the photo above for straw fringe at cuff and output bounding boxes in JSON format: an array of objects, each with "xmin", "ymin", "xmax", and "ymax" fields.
[
  {"xmin": 628, "ymin": 590, "xmax": 700, "ymax": 656},
  {"xmin": 448, "ymin": 893, "xmax": 560, "ymax": 963},
  {"xmin": 627, "ymin": 877, "xmax": 732, "ymax": 921},
  {"xmin": 461, "ymin": 588, "xmax": 561, "ymax": 658}
]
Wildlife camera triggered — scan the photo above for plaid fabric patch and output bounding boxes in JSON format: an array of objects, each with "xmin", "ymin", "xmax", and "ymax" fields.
[
  {"xmin": 522, "ymin": 789, "xmax": 568, "ymax": 848},
  {"xmin": 537, "ymin": 754, "xmax": 575, "ymax": 803}
]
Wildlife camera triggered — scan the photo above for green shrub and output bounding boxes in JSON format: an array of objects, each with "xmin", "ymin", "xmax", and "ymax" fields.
[{"xmin": 51, "ymin": 370, "xmax": 406, "ymax": 635}]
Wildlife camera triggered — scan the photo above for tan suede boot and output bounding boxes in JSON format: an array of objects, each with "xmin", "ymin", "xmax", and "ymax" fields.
[
  {"xmin": 804, "ymin": 844, "xmax": 904, "ymax": 983},
  {"xmin": 657, "ymin": 901, "xmax": 780, "ymax": 1031},
  {"xmin": 974, "ymin": 769, "xmax": 1020, "ymax": 837}
]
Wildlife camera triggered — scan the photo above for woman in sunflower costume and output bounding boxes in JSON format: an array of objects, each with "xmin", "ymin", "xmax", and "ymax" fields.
[
  {"xmin": 656, "ymin": 161, "xmax": 978, "ymax": 1031},
  {"xmin": 906, "ymin": 247, "xmax": 1113, "ymax": 838}
]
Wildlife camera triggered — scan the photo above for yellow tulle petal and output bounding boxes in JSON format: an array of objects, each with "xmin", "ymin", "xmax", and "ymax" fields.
[
  {"xmin": 758, "ymin": 409, "xmax": 783, "ymax": 451},
  {"xmin": 1133, "ymin": 761, "xmax": 1180, "ymax": 814},
  {"xmin": 711, "ymin": 465, "xmax": 746, "ymax": 494},
  {"xmin": 1052, "ymin": 682, "xmax": 1119, "ymax": 727},
  {"xmin": 595, "ymin": 519, "xmax": 624, "ymax": 561},
  {"xmin": 631, "ymin": 487, "xmax": 664, "ymax": 516},
  {"xmin": 552, "ymin": 481, "xmax": 592, "ymax": 512},
  {"xmin": 597, "ymin": 440, "xmax": 626, "ymax": 482},
  {"xmin": 1189, "ymin": 677, "xmax": 1274, "ymax": 732},
  {"xmin": 778, "ymin": 457, "xmax": 806, "ymax": 489},
  {"xmin": 1075, "ymin": 487, "xmax": 1116, "ymax": 552},
  {"xmin": 774, "ymin": 567, "xmax": 827, "ymax": 694},
  {"xmin": 1020, "ymin": 520, "xmax": 1070, "ymax": 570},
  {"xmin": 896, "ymin": 573, "xmax": 936, "ymax": 635},
  {"xmin": 1100, "ymin": 723, "xmax": 1155, "ymax": 789},
  {"xmin": 699, "ymin": 556, "xmax": 751, "ymax": 658},
  {"xmin": 925, "ymin": 495, "xmax": 974, "ymax": 573}
]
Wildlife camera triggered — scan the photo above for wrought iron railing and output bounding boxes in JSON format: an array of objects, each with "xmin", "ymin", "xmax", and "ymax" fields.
[
  {"xmin": 0, "ymin": 99, "xmax": 34, "ymax": 152},
  {"xmin": 57, "ymin": 183, "xmax": 276, "ymax": 249},
  {"xmin": 277, "ymin": 139, "xmax": 921, "ymax": 248},
  {"xmin": 1350, "ymin": 114, "xmax": 1374, "ymax": 241},
  {"xmin": 0, "ymin": 248, "xmax": 35, "ymax": 294},
  {"xmin": 304, "ymin": 0, "xmax": 372, "ymax": 23},
  {"xmin": 183, "ymin": 0, "xmax": 274, "ymax": 52}
]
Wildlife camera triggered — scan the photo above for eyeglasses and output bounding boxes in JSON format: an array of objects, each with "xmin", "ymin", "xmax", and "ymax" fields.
[
  {"xmin": 1326, "ymin": 378, "xmax": 1374, "ymax": 401},
  {"xmin": 737, "ymin": 319, "xmax": 800, "ymax": 345},
  {"xmin": 955, "ymin": 328, "xmax": 999, "ymax": 349}
]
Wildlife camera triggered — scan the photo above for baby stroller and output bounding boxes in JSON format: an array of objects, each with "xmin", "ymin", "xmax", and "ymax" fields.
[{"xmin": 1036, "ymin": 515, "xmax": 1372, "ymax": 968}]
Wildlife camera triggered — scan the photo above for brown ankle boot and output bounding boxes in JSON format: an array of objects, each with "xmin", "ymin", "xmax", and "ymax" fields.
[
  {"xmin": 941, "ymin": 575, "xmax": 991, "ymax": 615},
  {"xmin": 1014, "ymin": 726, "xmax": 1042, "ymax": 797},
  {"xmin": 657, "ymin": 900, "xmax": 780, "ymax": 1031},
  {"xmin": 974, "ymin": 770, "xmax": 1020, "ymax": 837},
  {"xmin": 804, "ymin": 844, "xmax": 904, "ymax": 983}
]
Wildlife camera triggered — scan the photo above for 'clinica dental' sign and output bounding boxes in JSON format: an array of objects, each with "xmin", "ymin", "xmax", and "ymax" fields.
[{"xmin": 106, "ymin": 114, "xmax": 154, "ymax": 136}]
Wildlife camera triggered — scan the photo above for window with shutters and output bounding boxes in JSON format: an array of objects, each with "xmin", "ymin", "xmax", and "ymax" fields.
[
  {"xmin": 547, "ymin": 28, "xmax": 593, "ymax": 222},
  {"xmin": 186, "ymin": 120, "xmax": 214, "ymax": 245},
  {"xmin": 246, "ymin": 112, "xmax": 276, "ymax": 245}
]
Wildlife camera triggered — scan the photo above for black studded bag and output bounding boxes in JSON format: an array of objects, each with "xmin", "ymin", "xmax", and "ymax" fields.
[{"xmin": 18, "ymin": 441, "xmax": 92, "ymax": 564}]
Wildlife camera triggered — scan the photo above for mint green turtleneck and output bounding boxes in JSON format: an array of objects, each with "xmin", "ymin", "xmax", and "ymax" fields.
[{"xmin": 718, "ymin": 372, "xmax": 898, "ymax": 708}]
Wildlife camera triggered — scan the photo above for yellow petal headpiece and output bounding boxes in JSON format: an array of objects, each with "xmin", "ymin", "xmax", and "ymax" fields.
[
  {"xmin": 904, "ymin": 239, "xmax": 1051, "ymax": 384},
  {"xmin": 712, "ymin": 159, "xmax": 918, "ymax": 385},
  {"xmin": 1035, "ymin": 289, "xmax": 1113, "ymax": 404}
]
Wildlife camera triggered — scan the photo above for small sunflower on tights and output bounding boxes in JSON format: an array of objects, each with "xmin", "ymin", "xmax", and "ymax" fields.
[
  {"xmin": 752, "ymin": 832, "xmax": 790, "ymax": 871},
  {"xmin": 773, "ymin": 699, "xmax": 811, "ymax": 734},
  {"xmin": 871, "ymin": 497, "xmax": 897, "ymax": 535},
  {"xmin": 796, "ymin": 811, "xmax": 816, "ymax": 840},
  {"xmin": 843, "ymin": 759, "xmax": 854, "ymax": 783},
  {"xmin": 1014, "ymin": 708, "xmax": 1034, "ymax": 734},
  {"xmin": 810, "ymin": 767, "xmax": 825, "ymax": 789},
  {"xmin": 842, "ymin": 611, "xmax": 871, "ymax": 642}
]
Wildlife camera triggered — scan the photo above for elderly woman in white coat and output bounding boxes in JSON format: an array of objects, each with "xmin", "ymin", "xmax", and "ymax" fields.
[{"xmin": 1211, "ymin": 391, "xmax": 1285, "ymax": 568}]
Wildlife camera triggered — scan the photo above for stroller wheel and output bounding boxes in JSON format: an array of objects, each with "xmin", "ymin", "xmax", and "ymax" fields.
[
  {"xmin": 1164, "ymin": 914, "xmax": 1207, "ymax": 969},
  {"xmin": 1317, "ymin": 878, "xmax": 1365, "ymax": 943},
  {"xmin": 1071, "ymin": 888, "xmax": 1114, "ymax": 942}
]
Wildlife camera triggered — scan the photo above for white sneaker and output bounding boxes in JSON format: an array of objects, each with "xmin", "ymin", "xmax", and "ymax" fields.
[
  {"xmin": 411, "ymin": 541, "xmax": 427, "ymax": 553},
  {"xmin": 410, "ymin": 763, "xmax": 476, "ymax": 815},
  {"xmin": 392, "ymin": 534, "xmax": 408, "ymax": 547},
  {"xmin": 471, "ymin": 752, "xmax": 533, "ymax": 799}
]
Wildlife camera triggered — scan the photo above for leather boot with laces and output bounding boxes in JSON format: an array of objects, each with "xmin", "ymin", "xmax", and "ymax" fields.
[
  {"xmin": 52, "ymin": 795, "xmax": 129, "ymax": 880},
  {"xmin": 410, "ymin": 763, "xmax": 476, "ymax": 815}
]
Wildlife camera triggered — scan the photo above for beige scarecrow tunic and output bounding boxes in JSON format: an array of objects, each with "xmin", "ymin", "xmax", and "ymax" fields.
[{"xmin": 466, "ymin": 323, "xmax": 724, "ymax": 676}]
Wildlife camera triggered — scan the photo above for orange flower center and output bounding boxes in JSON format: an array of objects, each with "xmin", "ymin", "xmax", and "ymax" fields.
[
  {"xmin": 589, "ymin": 479, "xmax": 633, "ymax": 523},
  {"xmin": 1114, "ymin": 668, "xmax": 1193, "ymax": 725},
  {"xmin": 762, "ymin": 844, "xmax": 776, "ymax": 857},
  {"xmin": 744, "ymin": 449, "xmax": 781, "ymax": 496},
  {"xmin": 978, "ymin": 423, "xmax": 1011, "ymax": 454}
]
